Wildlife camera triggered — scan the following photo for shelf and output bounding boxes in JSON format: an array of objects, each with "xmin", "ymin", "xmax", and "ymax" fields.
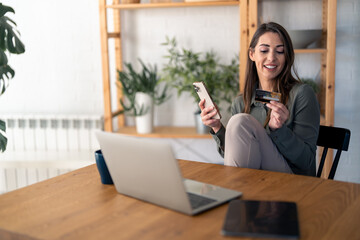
[
  {"xmin": 106, "ymin": 1, "xmax": 239, "ymax": 9},
  {"xmin": 116, "ymin": 126, "xmax": 213, "ymax": 138},
  {"xmin": 294, "ymin": 48, "xmax": 326, "ymax": 54},
  {"xmin": 100, "ymin": 0, "xmax": 336, "ymax": 144}
]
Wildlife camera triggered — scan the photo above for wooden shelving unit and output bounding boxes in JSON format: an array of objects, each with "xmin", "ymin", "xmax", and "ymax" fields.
[
  {"xmin": 294, "ymin": 49, "xmax": 327, "ymax": 54},
  {"xmin": 106, "ymin": 1, "xmax": 239, "ymax": 9},
  {"xmin": 99, "ymin": 0, "xmax": 337, "ymax": 146},
  {"xmin": 99, "ymin": 0, "xmax": 247, "ymax": 138}
]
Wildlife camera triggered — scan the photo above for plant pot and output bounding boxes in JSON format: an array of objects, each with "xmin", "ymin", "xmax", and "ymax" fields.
[
  {"xmin": 194, "ymin": 111, "xmax": 210, "ymax": 134},
  {"xmin": 135, "ymin": 92, "xmax": 154, "ymax": 134}
]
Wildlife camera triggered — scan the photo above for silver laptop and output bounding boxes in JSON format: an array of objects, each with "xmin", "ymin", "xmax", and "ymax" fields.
[{"xmin": 95, "ymin": 131, "xmax": 242, "ymax": 215}]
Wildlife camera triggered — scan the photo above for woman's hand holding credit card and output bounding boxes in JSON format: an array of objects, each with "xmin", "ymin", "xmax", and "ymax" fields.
[{"xmin": 257, "ymin": 89, "xmax": 290, "ymax": 130}]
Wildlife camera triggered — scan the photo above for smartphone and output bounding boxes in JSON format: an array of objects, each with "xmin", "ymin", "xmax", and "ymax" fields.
[
  {"xmin": 193, "ymin": 81, "xmax": 221, "ymax": 119},
  {"xmin": 255, "ymin": 89, "xmax": 281, "ymax": 103}
]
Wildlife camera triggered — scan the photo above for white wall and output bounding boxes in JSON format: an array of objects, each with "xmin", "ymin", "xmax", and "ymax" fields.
[
  {"xmin": 0, "ymin": 0, "xmax": 359, "ymax": 183},
  {"xmin": 0, "ymin": 0, "xmax": 103, "ymax": 115}
]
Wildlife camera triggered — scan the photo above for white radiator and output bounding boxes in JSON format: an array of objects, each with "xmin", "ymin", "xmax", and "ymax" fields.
[{"xmin": 0, "ymin": 115, "xmax": 102, "ymax": 194}]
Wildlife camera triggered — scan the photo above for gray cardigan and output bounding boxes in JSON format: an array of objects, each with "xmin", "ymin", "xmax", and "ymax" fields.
[{"xmin": 211, "ymin": 83, "xmax": 320, "ymax": 176}]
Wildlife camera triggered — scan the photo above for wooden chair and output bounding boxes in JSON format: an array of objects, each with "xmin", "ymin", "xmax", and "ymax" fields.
[{"xmin": 316, "ymin": 125, "xmax": 351, "ymax": 179}]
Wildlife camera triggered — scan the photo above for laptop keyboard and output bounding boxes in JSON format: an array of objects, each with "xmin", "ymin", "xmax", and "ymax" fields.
[{"xmin": 187, "ymin": 192, "xmax": 216, "ymax": 209}]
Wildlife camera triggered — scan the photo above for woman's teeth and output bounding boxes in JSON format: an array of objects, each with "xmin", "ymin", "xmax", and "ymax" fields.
[{"xmin": 265, "ymin": 65, "xmax": 276, "ymax": 69}]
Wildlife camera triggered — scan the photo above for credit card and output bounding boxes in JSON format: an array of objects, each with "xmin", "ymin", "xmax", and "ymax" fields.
[{"xmin": 255, "ymin": 89, "xmax": 281, "ymax": 103}]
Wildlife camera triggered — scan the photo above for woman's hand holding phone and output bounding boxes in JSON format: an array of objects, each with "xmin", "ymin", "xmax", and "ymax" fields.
[{"xmin": 199, "ymin": 99, "xmax": 222, "ymax": 133}]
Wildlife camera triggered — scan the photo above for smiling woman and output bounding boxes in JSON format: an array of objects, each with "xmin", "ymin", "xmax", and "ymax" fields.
[{"xmin": 199, "ymin": 22, "xmax": 320, "ymax": 176}]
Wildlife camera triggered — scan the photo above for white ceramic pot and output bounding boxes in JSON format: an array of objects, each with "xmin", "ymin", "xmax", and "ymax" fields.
[{"xmin": 135, "ymin": 92, "xmax": 153, "ymax": 134}]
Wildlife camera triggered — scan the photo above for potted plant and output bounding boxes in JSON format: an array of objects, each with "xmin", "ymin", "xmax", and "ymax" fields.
[
  {"xmin": 117, "ymin": 59, "xmax": 169, "ymax": 134},
  {"xmin": 161, "ymin": 36, "xmax": 239, "ymax": 133},
  {"xmin": 0, "ymin": 3, "xmax": 25, "ymax": 152}
]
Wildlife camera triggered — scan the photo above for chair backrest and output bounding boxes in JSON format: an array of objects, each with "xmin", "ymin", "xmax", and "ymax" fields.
[{"xmin": 316, "ymin": 125, "xmax": 351, "ymax": 179}]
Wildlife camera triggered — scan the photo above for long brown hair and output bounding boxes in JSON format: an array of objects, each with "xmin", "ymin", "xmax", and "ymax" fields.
[{"xmin": 243, "ymin": 22, "xmax": 300, "ymax": 113}]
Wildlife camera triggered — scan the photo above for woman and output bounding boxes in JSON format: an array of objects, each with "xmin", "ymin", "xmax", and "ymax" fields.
[{"xmin": 199, "ymin": 22, "xmax": 320, "ymax": 176}]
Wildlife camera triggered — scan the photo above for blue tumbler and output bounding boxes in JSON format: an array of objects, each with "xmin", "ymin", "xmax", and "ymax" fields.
[{"xmin": 95, "ymin": 150, "xmax": 113, "ymax": 184}]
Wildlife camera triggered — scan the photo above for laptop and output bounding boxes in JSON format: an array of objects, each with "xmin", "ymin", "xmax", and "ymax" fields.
[{"xmin": 95, "ymin": 131, "xmax": 242, "ymax": 215}]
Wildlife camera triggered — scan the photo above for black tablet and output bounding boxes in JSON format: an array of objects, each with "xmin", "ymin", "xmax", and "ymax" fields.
[{"xmin": 222, "ymin": 199, "xmax": 300, "ymax": 239}]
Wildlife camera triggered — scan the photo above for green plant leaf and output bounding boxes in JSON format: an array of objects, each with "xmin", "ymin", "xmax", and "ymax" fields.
[
  {"xmin": 0, "ymin": 49, "xmax": 8, "ymax": 65},
  {"xmin": 0, "ymin": 3, "xmax": 25, "ymax": 97},
  {"xmin": 0, "ymin": 4, "xmax": 14, "ymax": 17},
  {"xmin": 0, "ymin": 119, "xmax": 7, "ymax": 152},
  {"xmin": 0, "ymin": 119, "xmax": 5, "ymax": 131},
  {"xmin": 0, "ymin": 64, "xmax": 14, "ymax": 94},
  {"xmin": 0, "ymin": 16, "xmax": 25, "ymax": 54}
]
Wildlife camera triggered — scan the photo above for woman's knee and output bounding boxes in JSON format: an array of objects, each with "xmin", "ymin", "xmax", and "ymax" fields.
[{"xmin": 227, "ymin": 113, "xmax": 256, "ymax": 131}]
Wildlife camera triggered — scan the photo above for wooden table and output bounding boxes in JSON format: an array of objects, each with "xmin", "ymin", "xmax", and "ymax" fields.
[{"xmin": 0, "ymin": 160, "xmax": 359, "ymax": 240}]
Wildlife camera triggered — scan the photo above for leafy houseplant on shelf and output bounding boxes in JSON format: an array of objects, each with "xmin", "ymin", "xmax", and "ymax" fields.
[
  {"xmin": 161, "ymin": 37, "xmax": 239, "ymax": 134},
  {"xmin": 0, "ymin": 3, "xmax": 25, "ymax": 152},
  {"xmin": 117, "ymin": 59, "xmax": 169, "ymax": 134}
]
